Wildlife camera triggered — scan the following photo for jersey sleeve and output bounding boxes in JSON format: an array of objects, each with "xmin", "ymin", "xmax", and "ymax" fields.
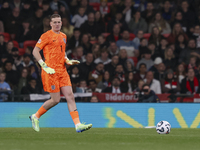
[{"xmin": 35, "ymin": 33, "xmax": 49, "ymax": 50}]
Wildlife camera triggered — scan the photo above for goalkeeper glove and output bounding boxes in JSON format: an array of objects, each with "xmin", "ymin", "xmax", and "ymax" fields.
[
  {"xmin": 65, "ymin": 57, "xmax": 80, "ymax": 65},
  {"xmin": 38, "ymin": 59, "xmax": 55, "ymax": 74}
]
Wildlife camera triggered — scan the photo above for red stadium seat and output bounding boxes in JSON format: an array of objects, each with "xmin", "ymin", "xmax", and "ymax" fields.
[
  {"xmin": 23, "ymin": 40, "xmax": 37, "ymax": 51},
  {"xmin": 0, "ymin": 32, "xmax": 11, "ymax": 42},
  {"xmin": 163, "ymin": 33, "xmax": 170, "ymax": 38},
  {"xmin": 143, "ymin": 33, "xmax": 151, "ymax": 40},
  {"xmin": 129, "ymin": 33, "xmax": 136, "ymax": 40},
  {"xmin": 128, "ymin": 57, "xmax": 138, "ymax": 67},
  {"xmin": 102, "ymin": 33, "xmax": 110, "ymax": 39},
  {"xmin": 89, "ymin": 3, "xmax": 100, "ymax": 11},
  {"xmin": 12, "ymin": 40, "xmax": 19, "ymax": 48},
  {"xmin": 107, "ymin": 2, "xmax": 113, "ymax": 8},
  {"xmin": 18, "ymin": 48, "xmax": 25, "ymax": 56}
]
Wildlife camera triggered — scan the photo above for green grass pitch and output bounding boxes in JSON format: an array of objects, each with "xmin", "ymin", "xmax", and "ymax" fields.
[{"xmin": 0, "ymin": 128, "xmax": 199, "ymax": 150}]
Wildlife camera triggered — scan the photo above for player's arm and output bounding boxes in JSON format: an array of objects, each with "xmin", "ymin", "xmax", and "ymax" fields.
[
  {"xmin": 32, "ymin": 46, "xmax": 55, "ymax": 74},
  {"xmin": 65, "ymin": 54, "xmax": 80, "ymax": 65}
]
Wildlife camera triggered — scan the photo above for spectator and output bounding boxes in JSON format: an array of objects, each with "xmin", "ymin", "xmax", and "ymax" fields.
[
  {"xmin": 133, "ymin": 79, "xmax": 145, "ymax": 92},
  {"xmin": 71, "ymin": 81, "xmax": 83, "ymax": 94},
  {"xmin": 42, "ymin": 1, "xmax": 53, "ymax": 18},
  {"xmin": 0, "ymin": 55, "xmax": 9, "ymax": 71},
  {"xmin": 29, "ymin": 8, "xmax": 43, "ymax": 32},
  {"xmin": 0, "ymin": 72, "xmax": 11, "ymax": 101},
  {"xmin": 161, "ymin": 0, "xmax": 172, "ymax": 22},
  {"xmin": 107, "ymin": 42, "xmax": 120, "ymax": 58},
  {"xmin": 121, "ymin": 71, "xmax": 137, "ymax": 93},
  {"xmin": 20, "ymin": 1, "xmax": 34, "ymax": 21},
  {"xmin": 114, "ymin": 64, "xmax": 125, "ymax": 82},
  {"xmin": 34, "ymin": 16, "xmax": 51, "ymax": 40},
  {"xmin": 88, "ymin": 62, "xmax": 104, "ymax": 84},
  {"xmin": 102, "ymin": 76, "xmax": 126, "ymax": 93},
  {"xmin": 138, "ymin": 38, "xmax": 148, "ymax": 60},
  {"xmin": 128, "ymin": 11, "xmax": 148, "ymax": 34},
  {"xmin": 170, "ymin": 11, "xmax": 188, "ymax": 31},
  {"xmin": 61, "ymin": 17, "xmax": 74, "ymax": 39},
  {"xmin": 71, "ymin": 7, "xmax": 88, "ymax": 28},
  {"xmin": 11, "ymin": 47, "xmax": 22, "ymax": 68},
  {"xmin": 163, "ymin": 47, "xmax": 178, "ymax": 71},
  {"xmin": 80, "ymin": 12, "xmax": 102, "ymax": 38},
  {"xmin": 50, "ymin": 0, "xmax": 69, "ymax": 12},
  {"xmin": 80, "ymin": 33, "xmax": 92, "ymax": 54},
  {"xmin": 90, "ymin": 95, "xmax": 100, "ymax": 102},
  {"xmin": 69, "ymin": 65, "xmax": 81, "ymax": 84},
  {"xmin": 106, "ymin": 24, "xmax": 122, "ymax": 43},
  {"xmin": 149, "ymin": 26, "xmax": 165, "ymax": 47},
  {"xmin": 109, "ymin": 0, "xmax": 123, "ymax": 18},
  {"xmin": 95, "ymin": 11, "xmax": 105, "ymax": 34},
  {"xmin": 97, "ymin": 35, "xmax": 107, "ymax": 49},
  {"xmin": 97, "ymin": 71, "xmax": 111, "ymax": 91},
  {"xmin": 67, "ymin": 28, "xmax": 81, "ymax": 50},
  {"xmin": 154, "ymin": 63, "xmax": 166, "ymax": 81},
  {"xmin": 91, "ymin": 44, "xmax": 100, "ymax": 59},
  {"xmin": 148, "ymin": 42, "xmax": 162, "ymax": 60},
  {"xmin": 132, "ymin": 30, "xmax": 144, "ymax": 49},
  {"xmin": 0, "ymin": 34, "xmax": 7, "ymax": 56},
  {"xmin": 5, "ymin": 7, "xmax": 22, "ymax": 40},
  {"xmin": 175, "ymin": 63, "xmax": 186, "ymax": 84},
  {"xmin": 158, "ymin": 38, "xmax": 168, "ymax": 58},
  {"xmin": 180, "ymin": 0, "xmax": 196, "ymax": 30},
  {"xmin": 86, "ymin": 79, "xmax": 101, "ymax": 93},
  {"xmin": 116, "ymin": 30, "xmax": 138, "ymax": 57},
  {"xmin": 175, "ymin": 33, "xmax": 187, "ymax": 56},
  {"xmin": 21, "ymin": 77, "xmax": 41, "ymax": 94},
  {"xmin": 4, "ymin": 41, "xmax": 14, "ymax": 59},
  {"xmin": 137, "ymin": 84, "xmax": 160, "ymax": 103},
  {"xmin": 144, "ymin": 71, "xmax": 162, "ymax": 94},
  {"xmin": 0, "ymin": 2, "xmax": 12, "ymax": 23},
  {"xmin": 17, "ymin": 54, "xmax": 35, "ymax": 72},
  {"xmin": 191, "ymin": 25, "xmax": 200, "ymax": 48},
  {"xmin": 141, "ymin": 2, "xmax": 156, "ymax": 24},
  {"xmin": 99, "ymin": 0, "xmax": 109, "ymax": 18},
  {"xmin": 180, "ymin": 68, "xmax": 199, "ymax": 94},
  {"xmin": 3, "ymin": 60, "xmax": 19, "ymax": 88},
  {"xmin": 148, "ymin": 12, "xmax": 171, "ymax": 34},
  {"xmin": 149, "ymin": 57, "xmax": 163, "ymax": 73},
  {"xmin": 167, "ymin": 23, "xmax": 188, "ymax": 44},
  {"xmin": 124, "ymin": 59, "xmax": 135, "ymax": 73},
  {"xmin": 79, "ymin": 79, "xmax": 88, "ymax": 93},
  {"xmin": 94, "ymin": 48, "xmax": 111, "ymax": 65},
  {"xmin": 59, "ymin": 4, "xmax": 71, "ymax": 19},
  {"xmin": 134, "ymin": 63, "xmax": 147, "ymax": 82},
  {"xmin": 179, "ymin": 39, "xmax": 200, "ymax": 65},
  {"xmin": 17, "ymin": 20, "xmax": 34, "ymax": 46},
  {"xmin": 78, "ymin": 53, "xmax": 96, "ymax": 80},
  {"xmin": 121, "ymin": 0, "xmax": 135, "ymax": 23},
  {"xmin": 107, "ymin": 11, "xmax": 128, "ymax": 33},
  {"xmin": 118, "ymin": 49, "xmax": 128, "ymax": 68},
  {"xmin": 105, "ymin": 54, "xmax": 119, "ymax": 77},
  {"xmin": 136, "ymin": 50, "xmax": 154, "ymax": 70},
  {"xmin": 9, "ymin": 0, "xmax": 23, "ymax": 10},
  {"xmin": 16, "ymin": 67, "xmax": 29, "ymax": 94},
  {"xmin": 161, "ymin": 69, "xmax": 180, "ymax": 94},
  {"xmin": 78, "ymin": 0, "xmax": 95, "ymax": 15}
]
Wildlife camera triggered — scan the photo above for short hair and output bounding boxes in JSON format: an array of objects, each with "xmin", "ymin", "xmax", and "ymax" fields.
[
  {"xmin": 50, "ymin": 14, "xmax": 61, "ymax": 21},
  {"xmin": 73, "ymin": 28, "xmax": 80, "ymax": 32},
  {"xmin": 88, "ymin": 79, "xmax": 97, "ymax": 84},
  {"xmin": 139, "ymin": 63, "xmax": 147, "ymax": 68}
]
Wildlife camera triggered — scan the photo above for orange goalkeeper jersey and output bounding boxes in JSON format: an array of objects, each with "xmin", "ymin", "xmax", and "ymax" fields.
[{"xmin": 36, "ymin": 30, "xmax": 67, "ymax": 72}]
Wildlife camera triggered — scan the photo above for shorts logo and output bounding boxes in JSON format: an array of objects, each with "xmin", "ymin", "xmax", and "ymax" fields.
[
  {"xmin": 38, "ymin": 39, "xmax": 41, "ymax": 43},
  {"xmin": 63, "ymin": 38, "xmax": 66, "ymax": 44},
  {"xmin": 51, "ymin": 85, "xmax": 55, "ymax": 90}
]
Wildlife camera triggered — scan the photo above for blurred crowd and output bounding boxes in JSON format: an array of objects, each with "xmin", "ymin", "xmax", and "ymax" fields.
[{"xmin": 1, "ymin": 0, "xmax": 200, "ymax": 102}]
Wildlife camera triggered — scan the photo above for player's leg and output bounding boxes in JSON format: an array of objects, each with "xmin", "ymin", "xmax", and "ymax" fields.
[
  {"xmin": 29, "ymin": 92, "xmax": 60, "ymax": 132},
  {"xmin": 61, "ymin": 86, "xmax": 92, "ymax": 133}
]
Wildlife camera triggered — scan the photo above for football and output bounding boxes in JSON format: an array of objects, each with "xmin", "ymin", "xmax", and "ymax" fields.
[{"xmin": 156, "ymin": 121, "xmax": 171, "ymax": 134}]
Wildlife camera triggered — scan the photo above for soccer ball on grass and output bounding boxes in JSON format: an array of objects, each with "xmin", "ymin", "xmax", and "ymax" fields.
[{"xmin": 156, "ymin": 121, "xmax": 171, "ymax": 134}]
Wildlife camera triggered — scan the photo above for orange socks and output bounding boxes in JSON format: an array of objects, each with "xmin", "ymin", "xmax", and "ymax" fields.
[
  {"xmin": 35, "ymin": 105, "xmax": 47, "ymax": 119},
  {"xmin": 70, "ymin": 110, "xmax": 81, "ymax": 126}
]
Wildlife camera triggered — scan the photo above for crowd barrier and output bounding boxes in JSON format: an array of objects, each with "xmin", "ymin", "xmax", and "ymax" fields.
[{"xmin": 0, "ymin": 103, "xmax": 200, "ymax": 128}]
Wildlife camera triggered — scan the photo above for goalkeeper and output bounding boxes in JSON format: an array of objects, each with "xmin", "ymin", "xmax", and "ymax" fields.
[{"xmin": 30, "ymin": 14, "xmax": 92, "ymax": 133}]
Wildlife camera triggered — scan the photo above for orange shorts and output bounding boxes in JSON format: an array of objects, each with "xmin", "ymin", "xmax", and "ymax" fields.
[{"xmin": 41, "ymin": 70, "xmax": 72, "ymax": 93}]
